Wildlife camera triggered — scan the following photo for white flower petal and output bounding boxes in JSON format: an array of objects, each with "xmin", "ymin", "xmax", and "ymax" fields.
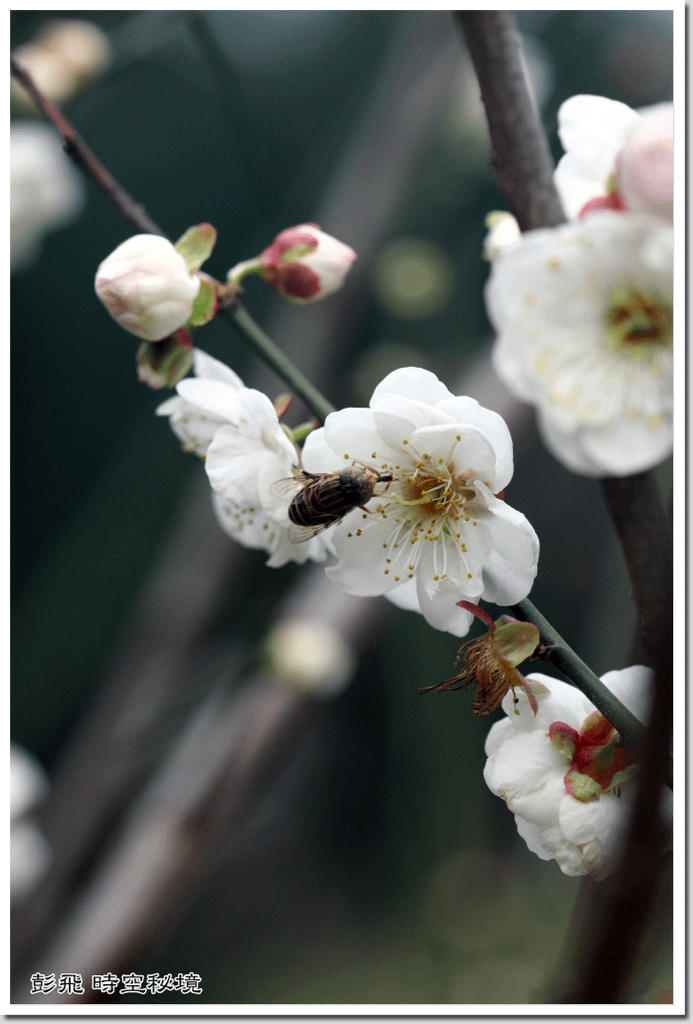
[
  {"xmin": 484, "ymin": 730, "xmax": 568, "ymax": 826},
  {"xmin": 514, "ymin": 816, "xmax": 558, "ymax": 863},
  {"xmin": 477, "ymin": 499, "xmax": 540, "ymax": 605},
  {"xmin": 192, "ymin": 348, "xmax": 245, "ymax": 388},
  {"xmin": 434, "ymin": 397, "xmax": 515, "ymax": 492},
  {"xmin": 300, "ymin": 427, "xmax": 345, "ymax": 474},
  {"xmin": 369, "ymin": 366, "xmax": 455, "ymax": 407},
  {"xmin": 414, "ymin": 575, "xmax": 478, "ymax": 636},
  {"xmin": 323, "ymin": 407, "xmax": 403, "ymax": 465}
]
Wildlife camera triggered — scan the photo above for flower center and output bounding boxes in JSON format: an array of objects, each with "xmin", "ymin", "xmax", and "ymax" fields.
[
  {"xmin": 392, "ymin": 453, "xmax": 477, "ymax": 525},
  {"xmin": 604, "ymin": 286, "xmax": 672, "ymax": 357}
]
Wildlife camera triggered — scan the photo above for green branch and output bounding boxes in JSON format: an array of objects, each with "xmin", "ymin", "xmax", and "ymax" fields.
[
  {"xmin": 508, "ymin": 597, "xmax": 673, "ymax": 789},
  {"xmin": 222, "ymin": 302, "xmax": 336, "ymax": 424}
]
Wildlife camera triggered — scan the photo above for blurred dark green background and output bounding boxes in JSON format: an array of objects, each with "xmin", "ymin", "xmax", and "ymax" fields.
[{"xmin": 11, "ymin": 10, "xmax": 674, "ymax": 1005}]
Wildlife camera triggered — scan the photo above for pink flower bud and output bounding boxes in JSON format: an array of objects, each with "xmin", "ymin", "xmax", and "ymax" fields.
[
  {"xmin": 95, "ymin": 234, "xmax": 201, "ymax": 341},
  {"xmin": 617, "ymin": 103, "xmax": 673, "ymax": 221},
  {"xmin": 259, "ymin": 224, "xmax": 356, "ymax": 304}
]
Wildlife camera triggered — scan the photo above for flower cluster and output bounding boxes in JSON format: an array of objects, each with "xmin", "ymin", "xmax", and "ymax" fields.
[
  {"xmin": 484, "ymin": 667, "xmax": 671, "ymax": 879},
  {"xmin": 157, "ymin": 360, "xmax": 539, "ymax": 636},
  {"xmin": 484, "ymin": 94, "xmax": 674, "ymax": 477}
]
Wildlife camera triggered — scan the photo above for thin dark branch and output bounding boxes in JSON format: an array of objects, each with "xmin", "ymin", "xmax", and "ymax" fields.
[{"xmin": 11, "ymin": 56, "xmax": 164, "ymax": 236}]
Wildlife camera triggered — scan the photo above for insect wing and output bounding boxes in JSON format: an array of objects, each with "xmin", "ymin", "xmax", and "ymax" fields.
[
  {"xmin": 288, "ymin": 520, "xmax": 334, "ymax": 543},
  {"xmin": 270, "ymin": 474, "xmax": 305, "ymax": 502}
]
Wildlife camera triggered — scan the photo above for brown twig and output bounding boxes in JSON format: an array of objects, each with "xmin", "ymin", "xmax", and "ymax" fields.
[
  {"xmin": 454, "ymin": 9, "xmax": 674, "ymax": 1004},
  {"xmin": 11, "ymin": 56, "xmax": 164, "ymax": 236}
]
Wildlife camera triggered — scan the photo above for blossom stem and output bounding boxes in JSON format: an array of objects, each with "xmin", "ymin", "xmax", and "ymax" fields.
[
  {"xmin": 508, "ymin": 597, "xmax": 672, "ymax": 790},
  {"xmin": 221, "ymin": 303, "xmax": 336, "ymax": 424}
]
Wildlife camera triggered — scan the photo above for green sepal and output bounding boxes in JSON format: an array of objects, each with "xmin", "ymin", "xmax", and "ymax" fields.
[
  {"xmin": 291, "ymin": 420, "xmax": 317, "ymax": 445},
  {"xmin": 492, "ymin": 621, "xmax": 540, "ymax": 667},
  {"xmin": 550, "ymin": 724, "xmax": 577, "ymax": 760},
  {"xmin": 189, "ymin": 277, "xmax": 217, "ymax": 327},
  {"xmin": 174, "ymin": 223, "xmax": 217, "ymax": 274},
  {"xmin": 609, "ymin": 763, "xmax": 640, "ymax": 790},
  {"xmin": 564, "ymin": 767, "xmax": 601, "ymax": 803}
]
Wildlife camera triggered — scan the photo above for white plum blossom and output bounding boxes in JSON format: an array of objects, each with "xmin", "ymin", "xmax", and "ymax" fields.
[
  {"xmin": 484, "ymin": 668, "xmax": 671, "ymax": 880},
  {"xmin": 555, "ymin": 94, "xmax": 673, "ymax": 222},
  {"xmin": 299, "ymin": 367, "xmax": 539, "ymax": 637},
  {"xmin": 487, "ymin": 211, "xmax": 673, "ymax": 477},
  {"xmin": 95, "ymin": 234, "xmax": 201, "ymax": 341},
  {"xmin": 156, "ymin": 350, "xmax": 333, "ymax": 567},
  {"xmin": 228, "ymin": 223, "xmax": 356, "ymax": 304}
]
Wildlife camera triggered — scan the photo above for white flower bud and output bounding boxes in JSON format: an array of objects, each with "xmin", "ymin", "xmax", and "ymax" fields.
[{"xmin": 95, "ymin": 235, "xmax": 201, "ymax": 341}]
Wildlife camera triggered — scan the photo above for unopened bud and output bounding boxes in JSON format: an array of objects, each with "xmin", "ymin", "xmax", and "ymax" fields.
[
  {"xmin": 95, "ymin": 234, "xmax": 201, "ymax": 341},
  {"xmin": 228, "ymin": 224, "xmax": 356, "ymax": 305},
  {"xmin": 136, "ymin": 329, "xmax": 194, "ymax": 389}
]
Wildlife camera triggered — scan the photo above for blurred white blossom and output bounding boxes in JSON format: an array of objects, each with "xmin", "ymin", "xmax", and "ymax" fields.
[
  {"xmin": 617, "ymin": 103, "xmax": 673, "ymax": 222},
  {"xmin": 265, "ymin": 618, "xmax": 355, "ymax": 698},
  {"xmin": 301, "ymin": 367, "xmax": 539, "ymax": 637},
  {"xmin": 12, "ymin": 19, "xmax": 112, "ymax": 111},
  {"xmin": 484, "ymin": 668, "xmax": 671, "ymax": 880},
  {"xmin": 487, "ymin": 212, "xmax": 673, "ymax": 476},
  {"xmin": 11, "ymin": 122, "xmax": 85, "ymax": 272},
  {"xmin": 11, "ymin": 744, "xmax": 51, "ymax": 900},
  {"xmin": 555, "ymin": 94, "xmax": 673, "ymax": 222}
]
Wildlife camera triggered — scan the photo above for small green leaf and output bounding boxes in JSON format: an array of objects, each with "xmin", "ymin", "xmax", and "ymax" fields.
[
  {"xmin": 189, "ymin": 278, "xmax": 217, "ymax": 327},
  {"xmin": 174, "ymin": 223, "xmax": 217, "ymax": 274}
]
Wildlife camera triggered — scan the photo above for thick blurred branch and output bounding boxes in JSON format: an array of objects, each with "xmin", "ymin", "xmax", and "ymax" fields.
[
  {"xmin": 454, "ymin": 11, "xmax": 564, "ymax": 231},
  {"xmin": 455, "ymin": 9, "xmax": 674, "ymax": 1004}
]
